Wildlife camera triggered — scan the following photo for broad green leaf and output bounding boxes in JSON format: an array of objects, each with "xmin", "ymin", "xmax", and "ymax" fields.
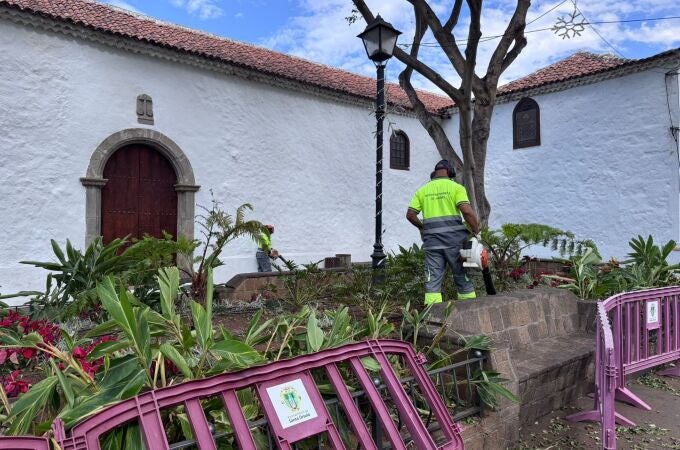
[
  {"xmin": 306, "ymin": 312, "xmax": 323, "ymax": 353},
  {"xmin": 84, "ymin": 319, "xmax": 119, "ymax": 338},
  {"xmin": 159, "ymin": 343, "xmax": 193, "ymax": 379},
  {"xmin": 98, "ymin": 355, "xmax": 143, "ymax": 389},
  {"xmin": 205, "ymin": 268, "xmax": 213, "ymax": 320},
  {"xmin": 361, "ymin": 356, "xmax": 381, "ymax": 373},
  {"xmin": 190, "ymin": 301, "xmax": 211, "ymax": 351},
  {"xmin": 97, "ymin": 277, "xmax": 131, "ymax": 336},
  {"xmin": 59, "ymin": 368, "xmax": 146, "ymax": 426},
  {"xmin": 51, "ymin": 239, "xmax": 67, "ymax": 264},
  {"xmin": 60, "ymin": 329, "xmax": 75, "ymax": 351},
  {"xmin": 212, "ymin": 340, "xmax": 263, "ymax": 368},
  {"xmin": 50, "ymin": 359, "xmax": 75, "ymax": 408},
  {"xmin": 136, "ymin": 309, "xmax": 152, "ymax": 366},
  {"xmin": 87, "ymin": 340, "xmax": 130, "ymax": 360},
  {"xmin": 157, "ymin": 267, "xmax": 179, "ymax": 319},
  {"xmin": 8, "ymin": 376, "xmax": 58, "ymax": 435}
]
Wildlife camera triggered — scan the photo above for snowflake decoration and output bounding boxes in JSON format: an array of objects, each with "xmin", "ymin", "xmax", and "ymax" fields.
[{"xmin": 552, "ymin": 10, "xmax": 587, "ymax": 39}]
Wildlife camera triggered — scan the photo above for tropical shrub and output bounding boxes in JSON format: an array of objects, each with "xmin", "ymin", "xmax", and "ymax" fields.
[
  {"xmin": 183, "ymin": 199, "xmax": 264, "ymax": 303},
  {"xmin": 545, "ymin": 246, "xmax": 611, "ymax": 299},
  {"xmin": 121, "ymin": 232, "xmax": 198, "ymax": 309},
  {"xmin": 273, "ymin": 257, "xmax": 334, "ymax": 307},
  {"xmin": 0, "ymin": 267, "xmax": 516, "ymax": 444},
  {"xmin": 618, "ymin": 235, "xmax": 679, "ymax": 289},
  {"xmin": 0, "ymin": 267, "xmax": 264, "ymax": 439},
  {"xmin": 2, "ymin": 199, "xmax": 264, "ymax": 317},
  {"xmin": 332, "ymin": 244, "xmax": 463, "ymax": 310},
  {"xmin": 480, "ymin": 223, "xmax": 592, "ymax": 283},
  {"xmin": 1, "ymin": 238, "xmax": 132, "ymax": 320},
  {"xmin": 331, "ymin": 264, "xmax": 400, "ymax": 312},
  {"xmin": 546, "ymin": 235, "xmax": 680, "ymax": 300}
]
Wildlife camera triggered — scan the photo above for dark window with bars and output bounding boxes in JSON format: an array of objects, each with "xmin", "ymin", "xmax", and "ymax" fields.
[
  {"xmin": 513, "ymin": 97, "xmax": 541, "ymax": 149},
  {"xmin": 390, "ymin": 130, "xmax": 410, "ymax": 170}
]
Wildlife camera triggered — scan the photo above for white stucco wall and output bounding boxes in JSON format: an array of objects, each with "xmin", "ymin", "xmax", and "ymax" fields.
[
  {"xmin": 444, "ymin": 69, "xmax": 680, "ymax": 260},
  {"xmin": 0, "ymin": 18, "xmax": 439, "ymax": 302}
]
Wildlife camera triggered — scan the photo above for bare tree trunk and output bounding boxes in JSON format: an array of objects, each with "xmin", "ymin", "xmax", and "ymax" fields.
[
  {"xmin": 471, "ymin": 101, "xmax": 493, "ymax": 226},
  {"xmin": 458, "ymin": 105, "xmax": 478, "ymax": 214}
]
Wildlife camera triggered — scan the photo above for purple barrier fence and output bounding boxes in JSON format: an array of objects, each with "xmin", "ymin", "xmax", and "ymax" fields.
[
  {"xmin": 605, "ymin": 287, "xmax": 680, "ymax": 410},
  {"xmin": 0, "ymin": 437, "xmax": 50, "ymax": 450},
  {"xmin": 568, "ymin": 287, "xmax": 680, "ymax": 448},
  {"xmin": 566, "ymin": 302, "xmax": 619, "ymax": 449},
  {"xmin": 0, "ymin": 339, "xmax": 464, "ymax": 450}
]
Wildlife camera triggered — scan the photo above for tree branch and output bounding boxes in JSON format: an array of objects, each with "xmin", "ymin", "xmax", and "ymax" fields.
[
  {"xmin": 499, "ymin": 35, "xmax": 528, "ymax": 75},
  {"xmin": 351, "ymin": 0, "xmax": 465, "ymax": 103},
  {"xmin": 407, "ymin": 0, "xmax": 485, "ymax": 94},
  {"xmin": 486, "ymin": 0, "xmax": 530, "ymax": 83},
  {"xmin": 392, "ymin": 48, "xmax": 464, "ymax": 103},
  {"xmin": 399, "ymin": 6, "xmax": 463, "ymax": 171},
  {"xmin": 443, "ymin": 0, "xmax": 464, "ymax": 33}
]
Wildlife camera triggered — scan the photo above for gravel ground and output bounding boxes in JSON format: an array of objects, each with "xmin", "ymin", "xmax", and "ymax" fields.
[{"xmin": 513, "ymin": 370, "xmax": 680, "ymax": 449}]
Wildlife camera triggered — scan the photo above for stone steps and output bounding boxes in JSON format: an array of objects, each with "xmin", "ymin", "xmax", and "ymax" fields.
[{"xmin": 423, "ymin": 288, "xmax": 595, "ymax": 450}]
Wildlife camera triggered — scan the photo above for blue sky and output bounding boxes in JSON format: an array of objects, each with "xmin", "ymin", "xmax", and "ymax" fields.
[{"xmin": 102, "ymin": 0, "xmax": 680, "ymax": 92}]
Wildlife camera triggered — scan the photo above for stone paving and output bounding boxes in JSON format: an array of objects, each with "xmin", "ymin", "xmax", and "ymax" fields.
[{"xmin": 511, "ymin": 370, "xmax": 680, "ymax": 449}]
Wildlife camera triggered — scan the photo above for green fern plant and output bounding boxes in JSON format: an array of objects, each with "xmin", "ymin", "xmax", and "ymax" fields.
[
  {"xmin": 480, "ymin": 223, "xmax": 592, "ymax": 280},
  {"xmin": 183, "ymin": 196, "xmax": 264, "ymax": 303}
]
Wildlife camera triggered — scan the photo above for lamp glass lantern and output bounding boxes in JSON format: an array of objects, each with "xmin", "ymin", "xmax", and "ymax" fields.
[{"xmin": 357, "ymin": 15, "xmax": 401, "ymax": 63}]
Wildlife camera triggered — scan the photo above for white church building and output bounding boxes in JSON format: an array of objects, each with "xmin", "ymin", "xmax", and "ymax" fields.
[{"xmin": 0, "ymin": 0, "xmax": 679, "ymax": 298}]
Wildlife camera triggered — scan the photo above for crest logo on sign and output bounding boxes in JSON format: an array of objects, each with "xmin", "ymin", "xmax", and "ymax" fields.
[
  {"xmin": 280, "ymin": 386, "xmax": 302, "ymax": 412},
  {"xmin": 265, "ymin": 378, "xmax": 318, "ymax": 429},
  {"xmin": 646, "ymin": 300, "xmax": 661, "ymax": 329}
]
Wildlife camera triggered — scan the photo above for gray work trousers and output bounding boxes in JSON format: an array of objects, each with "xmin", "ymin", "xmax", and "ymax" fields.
[
  {"xmin": 424, "ymin": 246, "xmax": 475, "ymax": 299},
  {"xmin": 256, "ymin": 250, "xmax": 272, "ymax": 272}
]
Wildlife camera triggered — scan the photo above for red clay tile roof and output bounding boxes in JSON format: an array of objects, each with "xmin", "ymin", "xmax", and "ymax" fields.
[
  {"xmin": 3, "ymin": 1, "xmax": 678, "ymax": 113},
  {"xmin": 0, "ymin": 0, "xmax": 454, "ymax": 114},
  {"xmin": 498, "ymin": 52, "xmax": 630, "ymax": 95}
]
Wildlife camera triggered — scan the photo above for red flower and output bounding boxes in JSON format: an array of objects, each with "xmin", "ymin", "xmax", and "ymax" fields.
[
  {"xmin": 509, "ymin": 268, "xmax": 526, "ymax": 280},
  {"xmin": 21, "ymin": 348, "xmax": 35, "ymax": 359},
  {"xmin": 1, "ymin": 370, "xmax": 30, "ymax": 397},
  {"xmin": 72, "ymin": 347, "xmax": 87, "ymax": 359}
]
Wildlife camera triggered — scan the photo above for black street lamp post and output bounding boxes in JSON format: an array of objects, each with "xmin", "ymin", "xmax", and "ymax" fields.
[{"xmin": 358, "ymin": 15, "xmax": 401, "ymax": 284}]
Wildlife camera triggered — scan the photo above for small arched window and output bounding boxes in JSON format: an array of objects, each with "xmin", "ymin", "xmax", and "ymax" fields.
[
  {"xmin": 390, "ymin": 130, "xmax": 410, "ymax": 170},
  {"xmin": 513, "ymin": 97, "xmax": 540, "ymax": 149}
]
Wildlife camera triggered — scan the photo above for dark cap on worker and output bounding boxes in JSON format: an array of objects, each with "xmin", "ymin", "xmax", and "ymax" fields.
[{"xmin": 434, "ymin": 160, "xmax": 452, "ymax": 171}]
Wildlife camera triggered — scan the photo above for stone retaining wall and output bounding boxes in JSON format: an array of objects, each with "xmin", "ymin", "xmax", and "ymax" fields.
[{"xmin": 422, "ymin": 288, "xmax": 596, "ymax": 450}]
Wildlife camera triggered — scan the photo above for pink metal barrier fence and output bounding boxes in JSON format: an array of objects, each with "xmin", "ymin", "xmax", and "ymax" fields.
[
  {"xmin": 567, "ymin": 302, "xmax": 619, "ymax": 449},
  {"xmin": 606, "ymin": 286, "xmax": 680, "ymax": 408},
  {"xmin": 0, "ymin": 437, "xmax": 50, "ymax": 450},
  {"xmin": 568, "ymin": 287, "xmax": 680, "ymax": 448},
  {"xmin": 0, "ymin": 339, "xmax": 465, "ymax": 450}
]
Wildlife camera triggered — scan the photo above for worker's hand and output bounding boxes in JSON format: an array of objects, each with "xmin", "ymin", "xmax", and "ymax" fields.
[
  {"xmin": 474, "ymin": 233, "xmax": 482, "ymax": 242},
  {"xmin": 270, "ymin": 249, "xmax": 280, "ymax": 258}
]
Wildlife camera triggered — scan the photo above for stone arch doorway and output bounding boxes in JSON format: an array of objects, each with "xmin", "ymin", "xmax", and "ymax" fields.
[
  {"xmin": 101, "ymin": 144, "xmax": 178, "ymax": 243},
  {"xmin": 81, "ymin": 128, "xmax": 200, "ymax": 245}
]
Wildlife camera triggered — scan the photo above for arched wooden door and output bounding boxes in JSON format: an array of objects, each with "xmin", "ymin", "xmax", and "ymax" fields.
[{"xmin": 101, "ymin": 144, "xmax": 177, "ymax": 243}]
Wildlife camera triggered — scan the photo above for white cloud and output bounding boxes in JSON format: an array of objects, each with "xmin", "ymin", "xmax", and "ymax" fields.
[
  {"xmin": 263, "ymin": 0, "xmax": 680, "ymax": 94},
  {"xmin": 107, "ymin": 0, "xmax": 142, "ymax": 14},
  {"xmin": 171, "ymin": 0, "xmax": 223, "ymax": 20},
  {"xmin": 234, "ymin": 12, "xmax": 244, "ymax": 19}
]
